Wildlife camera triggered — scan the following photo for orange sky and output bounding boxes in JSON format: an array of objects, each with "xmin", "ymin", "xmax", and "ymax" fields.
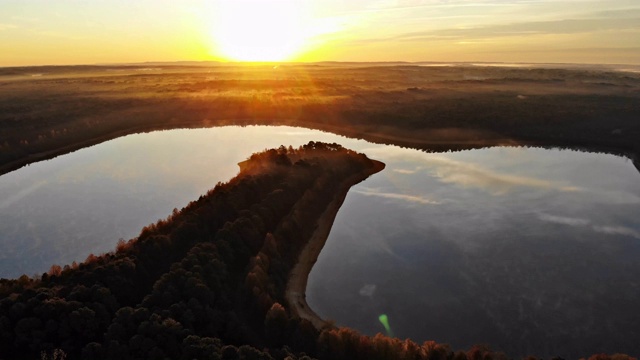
[{"xmin": 1, "ymin": 0, "xmax": 639, "ymax": 66}]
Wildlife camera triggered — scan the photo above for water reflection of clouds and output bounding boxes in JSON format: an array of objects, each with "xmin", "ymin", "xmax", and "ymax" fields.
[
  {"xmin": 55, "ymin": 160, "xmax": 145, "ymax": 183},
  {"xmin": 538, "ymin": 213, "xmax": 590, "ymax": 227},
  {"xmin": 593, "ymin": 225, "xmax": 640, "ymax": 239},
  {"xmin": 589, "ymin": 190, "xmax": 640, "ymax": 205},
  {"xmin": 392, "ymin": 168, "xmax": 418, "ymax": 174},
  {"xmin": 0, "ymin": 180, "xmax": 47, "ymax": 210},
  {"xmin": 359, "ymin": 284, "xmax": 377, "ymax": 297},
  {"xmin": 426, "ymin": 156, "xmax": 581, "ymax": 194},
  {"xmin": 538, "ymin": 212, "xmax": 640, "ymax": 239},
  {"xmin": 355, "ymin": 187, "xmax": 442, "ymax": 205},
  {"xmin": 379, "ymin": 152, "xmax": 581, "ymax": 194}
]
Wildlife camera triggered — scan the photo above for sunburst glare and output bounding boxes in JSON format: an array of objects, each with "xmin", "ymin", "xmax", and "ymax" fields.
[{"xmin": 210, "ymin": 0, "xmax": 312, "ymax": 62}]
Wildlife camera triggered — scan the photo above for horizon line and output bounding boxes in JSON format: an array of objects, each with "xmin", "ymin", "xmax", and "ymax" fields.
[{"xmin": 2, "ymin": 60, "xmax": 640, "ymax": 70}]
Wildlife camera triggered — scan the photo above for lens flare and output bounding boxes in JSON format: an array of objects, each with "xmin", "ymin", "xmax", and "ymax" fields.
[{"xmin": 378, "ymin": 314, "xmax": 394, "ymax": 337}]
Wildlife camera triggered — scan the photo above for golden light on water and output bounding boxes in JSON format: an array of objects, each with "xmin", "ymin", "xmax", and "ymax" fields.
[{"xmin": 210, "ymin": 0, "xmax": 313, "ymax": 62}]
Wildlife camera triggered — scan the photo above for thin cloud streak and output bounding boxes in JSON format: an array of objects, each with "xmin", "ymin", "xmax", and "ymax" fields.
[
  {"xmin": 538, "ymin": 212, "xmax": 640, "ymax": 240},
  {"xmin": 538, "ymin": 213, "xmax": 590, "ymax": 227},
  {"xmin": 392, "ymin": 168, "xmax": 418, "ymax": 174},
  {"xmin": 364, "ymin": 148, "xmax": 581, "ymax": 195},
  {"xmin": 355, "ymin": 16, "xmax": 640, "ymax": 44},
  {"xmin": 0, "ymin": 24, "xmax": 17, "ymax": 31},
  {"xmin": 0, "ymin": 180, "xmax": 47, "ymax": 210},
  {"xmin": 591, "ymin": 190, "xmax": 640, "ymax": 205},
  {"xmin": 356, "ymin": 187, "xmax": 442, "ymax": 205},
  {"xmin": 354, "ymin": 0, "xmax": 563, "ymax": 14},
  {"xmin": 331, "ymin": 3, "xmax": 640, "ymax": 64},
  {"xmin": 424, "ymin": 155, "xmax": 581, "ymax": 195},
  {"xmin": 593, "ymin": 225, "xmax": 640, "ymax": 239}
]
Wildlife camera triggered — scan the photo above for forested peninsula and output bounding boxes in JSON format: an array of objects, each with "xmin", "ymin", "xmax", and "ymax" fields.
[{"xmin": 0, "ymin": 142, "xmax": 380, "ymax": 359}]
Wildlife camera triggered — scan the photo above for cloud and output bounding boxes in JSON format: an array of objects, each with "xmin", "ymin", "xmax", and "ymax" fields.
[
  {"xmin": 0, "ymin": 180, "xmax": 47, "ymax": 210},
  {"xmin": 31, "ymin": 29, "xmax": 87, "ymax": 40},
  {"xmin": 366, "ymin": 148, "xmax": 582, "ymax": 195},
  {"xmin": 356, "ymin": 187, "xmax": 442, "ymax": 205},
  {"xmin": 392, "ymin": 168, "xmax": 418, "ymax": 174},
  {"xmin": 363, "ymin": 0, "xmax": 565, "ymax": 12},
  {"xmin": 395, "ymin": 18, "xmax": 640, "ymax": 42},
  {"xmin": 538, "ymin": 213, "xmax": 590, "ymax": 227},
  {"xmin": 11, "ymin": 15, "xmax": 39, "ymax": 23},
  {"xmin": 348, "ymin": 7, "xmax": 640, "ymax": 45},
  {"xmin": 591, "ymin": 190, "xmax": 640, "ymax": 205},
  {"xmin": 538, "ymin": 212, "xmax": 640, "ymax": 240},
  {"xmin": 593, "ymin": 225, "xmax": 640, "ymax": 239},
  {"xmin": 477, "ymin": 46, "xmax": 640, "ymax": 55},
  {"xmin": 423, "ymin": 155, "xmax": 581, "ymax": 195},
  {"xmin": 359, "ymin": 284, "xmax": 377, "ymax": 297},
  {"xmin": 592, "ymin": 8, "xmax": 640, "ymax": 19},
  {"xmin": 0, "ymin": 24, "xmax": 17, "ymax": 31}
]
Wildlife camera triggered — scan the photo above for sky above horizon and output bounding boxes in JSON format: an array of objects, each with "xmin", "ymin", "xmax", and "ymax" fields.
[{"xmin": 1, "ymin": 0, "xmax": 639, "ymax": 66}]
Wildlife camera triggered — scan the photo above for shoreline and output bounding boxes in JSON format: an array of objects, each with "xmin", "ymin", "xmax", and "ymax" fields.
[
  {"xmin": 284, "ymin": 159, "xmax": 385, "ymax": 329},
  {"xmin": 3, "ymin": 119, "xmax": 638, "ymax": 178},
  {"xmin": 0, "ymin": 120, "xmax": 508, "ymax": 177}
]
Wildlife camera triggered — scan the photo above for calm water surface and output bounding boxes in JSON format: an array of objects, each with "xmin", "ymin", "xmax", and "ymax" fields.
[
  {"xmin": 308, "ymin": 144, "xmax": 640, "ymax": 358},
  {"xmin": 0, "ymin": 127, "xmax": 369, "ymax": 277},
  {"xmin": 1, "ymin": 126, "xmax": 639, "ymax": 357}
]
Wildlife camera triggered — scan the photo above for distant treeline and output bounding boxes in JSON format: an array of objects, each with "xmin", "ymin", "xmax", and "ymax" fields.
[
  {"xmin": 2, "ymin": 65, "xmax": 640, "ymax": 176},
  {"xmin": 0, "ymin": 143, "xmax": 636, "ymax": 360}
]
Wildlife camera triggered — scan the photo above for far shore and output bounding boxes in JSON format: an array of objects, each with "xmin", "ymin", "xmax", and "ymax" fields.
[
  {"xmin": 284, "ymin": 159, "xmax": 385, "ymax": 329},
  {"xmin": 3, "ymin": 119, "xmax": 637, "ymax": 178},
  {"xmin": 3, "ymin": 65, "xmax": 639, "ymax": 177},
  {"xmin": 0, "ymin": 119, "xmax": 512, "ymax": 177}
]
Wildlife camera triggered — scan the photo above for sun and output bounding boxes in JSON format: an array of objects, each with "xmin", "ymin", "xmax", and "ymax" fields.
[{"xmin": 210, "ymin": 0, "xmax": 310, "ymax": 62}]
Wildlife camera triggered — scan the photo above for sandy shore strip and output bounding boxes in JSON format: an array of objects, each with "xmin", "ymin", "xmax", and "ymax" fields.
[{"xmin": 285, "ymin": 159, "xmax": 385, "ymax": 330}]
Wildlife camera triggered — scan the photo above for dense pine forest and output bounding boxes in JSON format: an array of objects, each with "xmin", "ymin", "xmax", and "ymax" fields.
[{"xmin": 0, "ymin": 143, "xmax": 636, "ymax": 360}]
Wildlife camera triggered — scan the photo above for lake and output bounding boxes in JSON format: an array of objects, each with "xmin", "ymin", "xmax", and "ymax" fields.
[{"xmin": 1, "ymin": 126, "xmax": 639, "ymax": 358}]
